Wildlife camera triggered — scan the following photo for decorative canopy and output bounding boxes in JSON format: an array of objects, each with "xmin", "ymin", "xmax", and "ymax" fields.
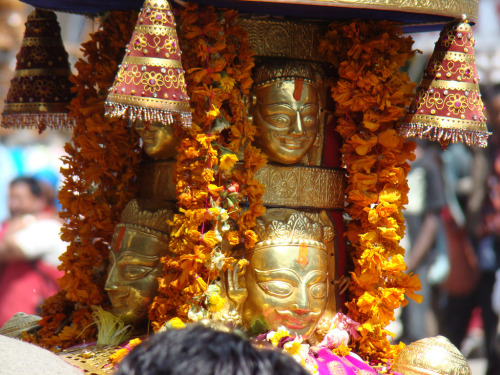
[
  {"xmin": 1, "ymin": 8, "xmax": 75, "ymax": 130},
  {"xmin": 399, "ymin": 16, "xmax": 490, "ymax": 149},
  {"xmin": 20, "ymin": 0, "xmax": 478, "ymax": 32},
  {"xmin": 104, "ymin": 0, "xmax": 191, "ymax": 127}
]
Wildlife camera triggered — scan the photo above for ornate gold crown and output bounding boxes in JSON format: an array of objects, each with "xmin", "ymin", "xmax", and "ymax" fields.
[
  {"xmin": 254, "ymin": 209, "xmax": 334, "ymax": 251},
  {"xmin": 117, "ymin": 199, "xmax": 175, "ymax": 239},
  {"xmin": 252, "ymin": 59, "xmax": 324, "ymax": 88},
  {"xmin": 237, "ymin": 17, "xmax": 327, "ymax": 63}
]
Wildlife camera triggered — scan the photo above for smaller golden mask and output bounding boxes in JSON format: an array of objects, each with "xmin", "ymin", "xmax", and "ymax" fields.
[
  {"xmin": 105, "ymin": 199, "xmax": 174, "ymax": 327},
  {"xmin": 249, "ymin": 59, "xmax": 325, "ymax": 165},
  {"xmin": 222, "ymin": 209, "xmax": 335, "ymax": 338},
  {"xmin": 133, "ymin": 119, "xmax": 178, "ymax": 160}
]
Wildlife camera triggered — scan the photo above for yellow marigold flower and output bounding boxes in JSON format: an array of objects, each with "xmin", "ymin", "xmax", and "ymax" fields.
[
  {"xmin": 219, "ymin": 153, "xmax": 238, "ymax": 172},
  {"xmin": 378, "ymin": 226, "xmax": 401, "ymax": 241},
  {"xmin": 207, "ymin": 292, "xmax": 226, "ymax": 312},
  {"xmin": 331, "ymin": 344, "xmax": 351, "ymax": 357},
  {"xmin": 167, "ymin": 317, "xmax": 186, "ymax": 329},
  {"xmin": 266, "ymin": 326, "xmax": 290, "ymax": 347},
  {"xmin": 357, "ymin": 292, "xmax": 378, "ymax": 314},
  {"xmin": 359, "ymin": 230, "xmax": 378, "ymax": 245},
  {"xmin": 402, "ymin": 273, "xmax": 423, "ymax": 304},
  {"xmin": 379, "ymin": 188, "xmax": 401, "ymax": 203},
  {"xmin": 227, "ymin": 231, "xmax": 240, "ymax": 246},
  {"xmin": 366, "ymin": 208, "xmax": 378, "ymax": 224},
  {"xmin": 220, "ymin": 75, "xmax": 236, "ymax": 92},
  {"xmin": 203, "ymin": 230, "xmax": 219, "ymax": 249},
  {"xmin": 385, "ymin": 254, "xmax": 406, "ymax": 272},
  {"xmin": 207, "ymin": 104, "xmax": 220, "ymax": 121},
  {"xmin": 244, "ymin": 230, "xmax": 258, "ymax": 248},
  {"xmin": 237, "ymin": 258, "xmax": 249, "ymax": 270},
  {"xmin": 381, "ymin": 288, "xmax": 405, "ymax": 310},
  {"xmin": 352, "ymin": 270, "xmax": 380, "ymax": 288}
]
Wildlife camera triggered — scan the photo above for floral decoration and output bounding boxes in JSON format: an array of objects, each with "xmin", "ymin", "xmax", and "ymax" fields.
[
  {"xmin": 24, "ymin": 11, "xmax": 140, "ymax": 350},
  {"xmin": 148, "ymin": 3, "xmax": 265, "ymax": 330},
  {"xmin": 318, "ymin": 313, "xmax": 360, "ymax": 356},
  {"xmin": 319, "ymin": 20, "xmax": 421, "ymax": 361},
  {"xmin": 264, "ymin": 326, "xmax": 318, "ymax": 375}
]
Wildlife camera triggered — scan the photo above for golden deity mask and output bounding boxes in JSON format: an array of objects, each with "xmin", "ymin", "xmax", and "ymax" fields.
[
  {"xmin": 105, "ymin": 199, "xmax": 174, "ymax": 326},
  {"xmin": 250, "ymin": 60, "xmax": 324, "ymax": 165},
  {"xmin": 224, "ymin": 209, "xmax": 335, "ymax": 338},
  {"xmin": 133, "ymin": 119, "xmax": 178, "ymax": 160}
]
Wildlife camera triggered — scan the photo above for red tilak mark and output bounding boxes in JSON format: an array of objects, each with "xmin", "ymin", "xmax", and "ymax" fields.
[
  {"xmin": 116, "ymin": 227, "xmax": 126, "ymax": 253},
  {"xmin": 293, "ymin": 78, "xmax": 304, "ymax": 102},
  {"xmin": 297, "ymin": 243, "xmax": 309, "ymax": 270}
]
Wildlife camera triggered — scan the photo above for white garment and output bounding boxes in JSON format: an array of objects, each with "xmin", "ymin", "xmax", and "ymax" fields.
[{"xmin": 12, "ymin": 218, "xmax": 67, "ymax": 267}]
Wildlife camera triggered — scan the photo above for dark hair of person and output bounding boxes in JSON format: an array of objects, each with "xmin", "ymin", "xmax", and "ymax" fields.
[
  {"xmin": 10, "ymin": 176, "xmax": 43, "ymax": 198},
  {"xmin": 115, "ymin": 324, "xmax": 309, "ymax": 375}
]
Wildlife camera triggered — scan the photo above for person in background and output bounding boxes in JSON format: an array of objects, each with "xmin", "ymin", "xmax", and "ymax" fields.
[
  {"xmin": 441, "ymin": 84, "xmax": 500, "ymax": 375},
  {"xmin": 0, "ymin": 176, "xmax": 66, "ymax": 326},
  {"xmin": 401, "ymin": 140, "xmax": 448, "ymax": 343},
  {"xmin": 116, "ymin": 324, "xmax": 309, "ymax": 375}
]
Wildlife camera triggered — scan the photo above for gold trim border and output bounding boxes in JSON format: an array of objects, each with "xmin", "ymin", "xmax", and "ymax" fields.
[
  {"xmin": 123, "ymin": 56, "xmax": 183, "ymax": 68},
  {"xmin": 3, "ymin": 102, "xmax": 70, "ymax": 112},
  {"xmin": 139, "ymin": 161, "xmax": 346, "ymax": 209},
  {"xmin": 230, "ymin": 0, "xmax": 478, "ymax": 22},
  {"xmin": 432, "ymin": 51, "xmax": 476, "ymax": 64},
  {"xmin": 106, "ymin": 94, "xmax": 191, "ymax": 112},
  {"xmin": 255, "ymin": 164, "xmax": 346, "ymax": 209},
  {"xmin": 14, "ymin": 68, "xmax": 71, "ymax": 78},
  {"xmin": 419, "ymin": 79, "xmax": 478, "ymax": 92},
  {"xmin": 134, "ymin": 25, "xmax": 177, "ymax": 36},
  {"xmin": 21, "ymin": 37, "xmax": 65, "ymax": 47},
  {"xmin": 403, "ymin": 114, "xmax": 488, "ymax": 132}
]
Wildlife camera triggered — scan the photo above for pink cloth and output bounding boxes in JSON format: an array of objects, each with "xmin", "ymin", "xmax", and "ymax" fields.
[{"xmin": 313, "ymin": 348, "xmax": 378, "ymax": 375}]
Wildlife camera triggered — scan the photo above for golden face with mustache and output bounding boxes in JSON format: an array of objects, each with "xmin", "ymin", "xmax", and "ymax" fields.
[
  {"xmin": 105, "ymin": 226, "xmax": 169, "ymax": 326},
  {"xmin": 253, "ymin": 80, "xmax": 320, "ymax": 165},
  {"xmin": 134, "ymin": 119, "xmax": 177, "ymax": 160},
  {"xmin": 242, "ymin": 242, "xmax": 328, "ymax": 338}
]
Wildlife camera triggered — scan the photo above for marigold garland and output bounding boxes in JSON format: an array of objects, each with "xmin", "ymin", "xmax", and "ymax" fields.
[
  {"xmin": 319, "ymin": 20, "xmax": 421, "ymax": 361},
  {"xmin": 148, "ymin": 4, "xmax": 265, "ymax": 330},
  {"xmin": 26, "ymin": 11, "xmax": 141, "ymax": 349}
]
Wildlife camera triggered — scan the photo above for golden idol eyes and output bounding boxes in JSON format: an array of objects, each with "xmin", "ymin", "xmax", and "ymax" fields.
[
  {"xmin": 257, "ymin": 280, "xmax": 327, "ymax": 299},
  {"xmin": 265, "ymin": 114, "xmax": 291, "ymax": 128},
  {"xmin": 120, "ymin": 264, "xmax": 155, "ymax": 280},
  {"xmin": 310, "ymin": 283, "xmax": 326, "ymax": 299},
  {"xmin": 255, "ymin": 268, "xmax": 327, "ymax": 299},
  {"xmin": 258, "ymin": 281, "xmax": 293, "ymax": 297},
  {"xmin": 263, "ymin": 113, "xmax": 318, "ymax": 129}
]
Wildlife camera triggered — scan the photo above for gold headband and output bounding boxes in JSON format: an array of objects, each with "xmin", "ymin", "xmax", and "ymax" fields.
[{"xmin": 119, "ymin": 199, "xmax": 175, "ymax": 237}]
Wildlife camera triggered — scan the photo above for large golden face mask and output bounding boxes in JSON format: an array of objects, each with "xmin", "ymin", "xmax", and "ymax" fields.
[
  {"xmin": 105, "ymin": 226, "xmax": 169, "ymax": 326},
  {"xmin": 253, "ymin": 80, "xmax": 319, "ymax": 164},
  {"xmin": 134, "ymin": 119, "xmax": 177, "ymax": 160},
  {"xmin": 242, "ymin": 242, "xmax": 328, "ymax": 337}
]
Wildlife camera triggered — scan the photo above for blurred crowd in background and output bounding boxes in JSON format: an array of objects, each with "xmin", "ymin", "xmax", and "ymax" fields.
[{"xmin": 1, "ymin": 0, "xmax": 500, "ymax": 374}]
